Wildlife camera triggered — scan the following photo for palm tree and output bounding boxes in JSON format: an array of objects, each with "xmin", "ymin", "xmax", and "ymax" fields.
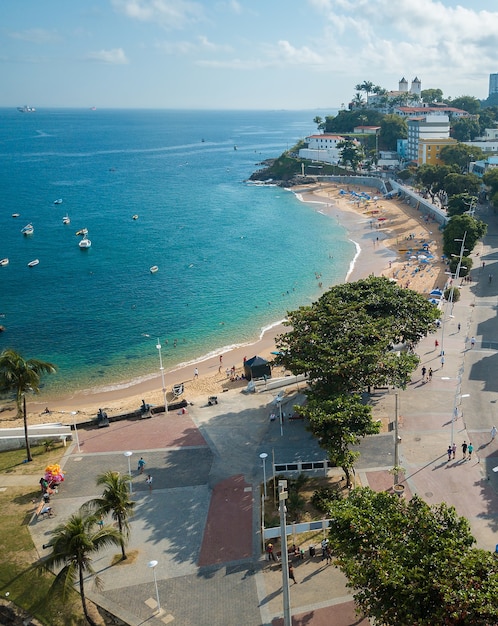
[
  {"xmin": 40, "ymin": 512, "xmax": 122, "ymax": 626},
  {"xmin": 0, "ymin": 348, "xmax": 56, "ymax": 462},
  {"xmin": 84, "ymin": 470, "xmax": 134, "ymax": 560}
]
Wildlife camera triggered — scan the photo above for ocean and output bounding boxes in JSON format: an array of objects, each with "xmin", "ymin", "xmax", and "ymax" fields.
[{"xmin": 0, "ymin": 108, "xmax": 354, "ymax": 395}]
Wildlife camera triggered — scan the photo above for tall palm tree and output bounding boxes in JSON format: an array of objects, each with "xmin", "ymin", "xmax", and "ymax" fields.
[
  {"xmin": 84, "ymin": 470, "xmax": 134, "ymax": 560},
  {"xmin": 0, "ymin": 348, "xmax": 56, "ymax": 461},
  {"xmin": 40, "ymin": 512, "xmax": 122, "ymax": 626}
]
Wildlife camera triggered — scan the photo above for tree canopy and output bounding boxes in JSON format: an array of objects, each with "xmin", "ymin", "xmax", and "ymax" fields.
[
  {"xmin": 337, "ymin": 138, "xmax": 364, "ymax": 172},
  {"xmin": 442, "ymin": 215, "xmax": 487, "ymax": 258},
  {"xmin": 276, "ymin": 276, "xmax": 438, "ymax": 397},
  {"xmin": 326, "ymin": 488, "xmax": 498, "ymax": 626},
  {"xmin": 439, "ymin": 144, "xmax": 484, "ymax": 173}
]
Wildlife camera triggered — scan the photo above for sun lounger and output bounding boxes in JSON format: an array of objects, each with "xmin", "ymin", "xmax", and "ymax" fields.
[{"xmin": 172, "ymin": 383, "xmax": 184, "ymax": 398}]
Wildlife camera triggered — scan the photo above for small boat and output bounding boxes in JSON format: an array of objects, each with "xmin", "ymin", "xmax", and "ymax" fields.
[
  {"xmin": 17, "ymin": 105, "xmax": 36, "ymax": 113},
  {"xmin": 150, "ymin": 265, "xmax": 159, "ymax": 274},
  {"xmin": 0, "ymin": 258, "xmax": 9, "ymax": 266},
  {"xmin": 79, "ymin": 236, "xmax": 91, "ymax": 249},
  {"xmin": 132, "ymin": 214, "xmax": 139, "ymax": 220},
  {"xmin": 12, "ymin": 213, "xmax": 20, "ymax": 218},
  {"xmin": 21, "ymin": 223, "xmax": 34, "ymax": 235},
  {"xmin": 54, "ymin": 198, "xmax": 63, "ymax": 205},
  {"xmin": 62, "ymin": 215, "xmax": 70, "ymax": 224},
  {"xmin": 28, "ymin": 259, "xmax": 39, "ymax": 267},
  {"xmin": 75, "ymin": 228, "xmax": 88, "ymax": 236}
]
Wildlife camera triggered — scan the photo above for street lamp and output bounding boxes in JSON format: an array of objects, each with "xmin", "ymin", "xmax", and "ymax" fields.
[
  {"xmin": 260, "ymin": 453, "xmax": 268, "ymax": 499},
  {"xmin": 451, "ymin": 393, "xmax": 470, "ymax": 445},
  {"xmin": 147, "ymin": 560, "xmax": 161, "ymax": 614},
  {"xmin": 279, "ymin": 480, "xmax": 291, "ymax": 626},
  {"xmin": 71, "ymin": 411, "xmax": 81, "ymax": 453},
  {"xmin": 123, "ymin": 451, "xmax": 133, "ymax": 494},
  {"xmin": 276, "ymin": 398, "xmax": 283, "ymax": 437},
  {"xmin": 156, "ymin": 339, "xmax": 167, "ymax": 414}
]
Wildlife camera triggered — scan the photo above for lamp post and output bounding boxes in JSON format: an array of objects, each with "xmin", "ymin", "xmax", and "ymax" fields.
[
  {"xmin": 279, "ymin": 480, "xmax": 291, "ymax": 626},
  {"xmin": 147, "ymin": 560, "xmax": 161, "ymax": 614},
  {"xmin": 394, "ymin": 392, "xmax": 400, "ymax": 485},
  {"xmin": 123, "ymin": 451, "xmax": 133, "ymax": 494},
  {"xmin": 451, "ymin": 393, "xmax": 470, "ymax": 445},
  {"xmin": 260, "ymin": 452, "xmax": 268, "ymax": 499},
  {"xmin": 156, "ymin": 339, "xmax": 167, "ymax": 414},
  {"xmin": 276, "ymin": 398, "xmax": 283, "ymax": 437},
  {"xmin": 71, "ymin": 411, "xmax": 81, "ymax": 453}
]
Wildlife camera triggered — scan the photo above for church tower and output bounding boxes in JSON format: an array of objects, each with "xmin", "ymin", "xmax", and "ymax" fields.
[
  {"xmin": 399, "ymin": 77, "xmax": 408, "ymax": 93},
  {"xmin": 410, "ymin": 77, "xmax": 421, "ymax": 97}
]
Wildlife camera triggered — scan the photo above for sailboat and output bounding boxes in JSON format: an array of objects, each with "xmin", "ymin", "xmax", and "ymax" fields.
[
  {"xmin": 62, "ymin": 215, "xmax": 70, "ymax": 224},
  {"xmin": 21, "ymin": 223, "xmax": 34, "ymax": 235},
  {"xmin": 79, "ymin": 234, "xmax": 91, "ymax": 249}
]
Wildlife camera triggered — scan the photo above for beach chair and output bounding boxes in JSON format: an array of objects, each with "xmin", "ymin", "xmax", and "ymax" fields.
[{"xmin": 172, "ymin": 383, "xmax": 184, "ymax": 398}]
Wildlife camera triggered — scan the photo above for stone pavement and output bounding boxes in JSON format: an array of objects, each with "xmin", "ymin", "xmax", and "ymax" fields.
[{"xmin": 6, "ymin": 209, "xmax": 498, "ymax": 625}]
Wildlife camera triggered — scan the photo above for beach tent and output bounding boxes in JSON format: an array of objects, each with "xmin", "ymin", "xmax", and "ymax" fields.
[{"xmin": 244, "ymin": 355, "xmax": 271, "ymax": 381}]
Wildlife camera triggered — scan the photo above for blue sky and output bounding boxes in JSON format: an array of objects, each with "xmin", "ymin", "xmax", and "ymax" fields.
[{"xmin": 2, "ymin": 0, "xmax": 498, "ymax": 109}]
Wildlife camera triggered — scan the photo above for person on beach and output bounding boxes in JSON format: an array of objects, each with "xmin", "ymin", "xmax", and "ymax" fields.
[
  {"xmin": 137, "ymin": 457, "xmax": 146, "ymax": 474},
  {"xmin": 462, "ymin": 441, "xmax": 467, "ymax": 458},
  {"xmin": 146, "ymin": 474, "xmax": 153, "ymax": 490},
  {"xmin": 193, "ymin": 367, "xmax": 199, "ymax": 379},
  {"xmin": 491, "ymin": 425, "xmax": 497, "ymax": 441},
  {"xmin": 467, "ymin": 443, "xmax": 473, "ymax": 460}
]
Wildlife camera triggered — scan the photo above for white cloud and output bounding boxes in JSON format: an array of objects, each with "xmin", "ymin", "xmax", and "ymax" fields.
[
  {"xmin": 156, "ymin": 35, "xmax": 231, "ymax": 55},
  {"xmin": 111, "ymin": 0, "xmax": 204, "ymax": 29},
  {"xmin": 9, "ymin": 28, "xmax": 60, "ymax": 44},
  {"xmin": 86, "ymin": 48, "xmax": 129, "ymax": 64}
]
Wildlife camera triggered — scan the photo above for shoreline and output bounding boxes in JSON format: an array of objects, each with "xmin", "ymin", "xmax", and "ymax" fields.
[{"xmin": 1, "ymin": 180, "xmax": 445, "ymax": 427}]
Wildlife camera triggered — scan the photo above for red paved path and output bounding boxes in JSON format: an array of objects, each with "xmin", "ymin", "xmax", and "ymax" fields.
[
  {"xmin": 198, "ymin": 474, "xmax": 253, "ymax": 566},
  {"xmin": 76, "ymin": 413, "xmax": 207, "ymax": 453},
  {"xmin": 272, "ymin": 601, "xmax": 369, "ymax": 626}
]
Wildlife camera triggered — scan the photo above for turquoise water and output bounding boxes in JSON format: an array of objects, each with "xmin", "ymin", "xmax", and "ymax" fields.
[{"xmin": 0, "ymin": 109, "xmax": 353, "ymax": 394}]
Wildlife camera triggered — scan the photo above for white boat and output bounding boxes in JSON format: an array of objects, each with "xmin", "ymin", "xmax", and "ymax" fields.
[
  {"xmin": 17, "ymin": 105, "xmax": 36, "ymax": 113},
  {"xmin": 79, "ymin": 236, "xmax": 91, "ymax": 249},
  {"xmin": 21, "ymin": 223, "xmax": 34, "ymax": 235},
  {"xmin": 54, "ymin": 198, "xmax": 63, "ymax": 205},
  {"xmin": 28, "ymin": 259, "xmax": 39, "ymax": 267},
  {"xmin": 62, "ymin": 215, "xmax": 70, "ymax": 224},
  {"xmin": 12, "ymin": 213, "xmax": 20, "ymax": 218},
  {"xmin": 75, "ymin": 228, "xmax": 88, "ymax": 236},
  {"xmin": 132, "ymin": 214, "xmax": 139, "ymax": 220},
  {"xmin": 0, "ymin": 258, "xmax": 9, "ymax": 266},
  {"xmin": 150, "ymin": 265, "xmax": 159, "ymax": 274}
]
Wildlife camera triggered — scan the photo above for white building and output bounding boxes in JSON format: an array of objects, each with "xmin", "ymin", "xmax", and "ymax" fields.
[
  {"xmin": 298, "ymin": 134, "xmax": 348, "ymax": 164},
  {"xmin": 395, "ymin": 105, "xmax": 470, "ymax": 119}
]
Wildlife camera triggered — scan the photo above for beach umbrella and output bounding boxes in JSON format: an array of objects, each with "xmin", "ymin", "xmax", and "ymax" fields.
[
  {"xmin": 430, "ymin": 289, "xmax": 443, "ymax": 296},
  {"xmin": 428, "ymin": 298, "xmax": 441, "ymax": 305},
  {"xmin": 418, "ymin": 254, "xmax": 427, "ymax": 260}
]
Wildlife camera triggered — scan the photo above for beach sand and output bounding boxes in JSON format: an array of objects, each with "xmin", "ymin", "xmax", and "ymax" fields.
[{"xmin": 1, "ymin": 181, "xmax": 445, "ymax": 428}]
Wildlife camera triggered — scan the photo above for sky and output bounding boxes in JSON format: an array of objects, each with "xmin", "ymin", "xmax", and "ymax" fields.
[{"xmin": 2, "ymin": 0, "xmax": 498, "ymax": 110}]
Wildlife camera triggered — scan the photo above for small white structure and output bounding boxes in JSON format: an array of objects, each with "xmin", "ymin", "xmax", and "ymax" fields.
[{"xmin": 298, "ymin": 134, "xmax": 353, "ymax": 164}]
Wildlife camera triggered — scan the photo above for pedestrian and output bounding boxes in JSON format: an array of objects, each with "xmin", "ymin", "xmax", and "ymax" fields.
[
  {"xmin": 146, "ymin": 474, "xmax": 153, "ymax": 490},
  {"xmin": 288, "ymin": 562, "xmax": 297, "ymax": 584},
  {"xmin": 457, "ymin": 323, "xmax": 461, "ymax": 332},
  {"xmin": 467, "ymin": 443, "xmax": 473, "ymax": 460},
  {"xmin": 421, "ymin": 366, "xmax": 427, "ymax": 381},
  {"xmin": 428, "ymin": 368, "xmax": 433, "ymax": 381},
  {"xmin": 447, "ymin": 445, "xmax": 452, "ymax": 461},
  {"xmin": 266, "ymin": 543, "xmax": 276, "ymax": 562},
  {"xmin": 489, "ymin": 274, "xmax": 493, "ymax": 284},
  {"xmin": 321, "ymin": 538, "xmax": 329, "ymax": 559},
  {"xmin": 470, "ymin": 336, "xmax": 476, "ymax": 348},
  {"xmin": 219, "ymin": 354, "xmax": 223, "ymax": 365},
  {"xmin": 434, "ymin": 339, "xmax": 439, "ymax": 350},
  {"xmin": 454, "ymin": 406, "xmax": 458, "ymax": 421},
  {"xmin": 193, "ymin": 367, "xmax": 199, "ymax": 379},
  {"xmin": 491, "ymin": 425, "xmax": 497, "ymax": 440},
  {"xmin": 462, "ymin": 441, "xmax": 467, "ymax": 458},
  {"xmin": 325, "ymin": 546, "xmax": 332, "ymax": 564},
  {"xmin": 137, "ymin": 457, "xmax": 146, "ymax": 474},
  {"xmin": 451, "ymin": 442, "xmax": 456, "ymax": 459}
]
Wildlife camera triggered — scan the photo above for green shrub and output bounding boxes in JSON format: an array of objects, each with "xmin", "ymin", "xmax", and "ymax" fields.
[{"xmin": 311, "ymin": 487, "xmax": 342, "ymax": 513}]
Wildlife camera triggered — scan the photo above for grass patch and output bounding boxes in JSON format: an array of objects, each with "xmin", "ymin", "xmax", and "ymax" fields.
[
  {"xmin": 110, "ymin": 549, "xmax": 139, "ymax": 567},
  {"xmin": 0, "ymin": 487, "xmax": 86, "ymax": 625},
  {"xmin": 0, "ymin": 443, "xmax": 67, "ymax": 475}
]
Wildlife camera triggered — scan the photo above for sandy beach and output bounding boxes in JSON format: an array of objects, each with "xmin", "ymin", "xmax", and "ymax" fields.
[{"xmin": 1, "ymin": 181, "xmax": 446, "ymax": 428}]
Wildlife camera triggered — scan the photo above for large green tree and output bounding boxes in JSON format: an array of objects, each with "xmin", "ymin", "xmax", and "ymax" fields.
[
  {"xmin": 439, "ymin": 144, "xmax": 484, "ymax": 173},
  {"xmin": 276, "ymin": 276, "xmax": 437, "ymax": 397},
  {"xmin": 0, "ymin": 348, "xmax": 57, "ymax": 462},
  {"xmin": 84, "ymin": 470, "xmax": 134, "ymax": 560},
  {"xmin": 326, "ymin": 488, "xmax": 498, "ymax": 626},
  {"xmin": 442, "ymin": 214, "xmax": 487, "ymax": 258},
  {"xmin": 443, "ymin": 172, "xmax": 480, "ymax": 197},
  {"xmin": 421, "ymin": 88, "xmax": 444, "ymax": 104},
  {"xmin": 40, "ymin": 512, "xmax": 123, "ymax": 626},
  {"xmin": 379, "ymin": 115, "xmax": 407, "ymax": 151},
  {"xmin": 446, "ymin": 193, "xmax": 478, "ymax": 218},
  {"xmin": 450, "ymin": 95, "xmax": 481, "ymax": 115},
  {"xmin": 337, "ymin": 138, "xmax": 364, "ymax": 172},
  {"xmin": 451, "ymin": 117, "xmax": 480, "ymax": 142}
]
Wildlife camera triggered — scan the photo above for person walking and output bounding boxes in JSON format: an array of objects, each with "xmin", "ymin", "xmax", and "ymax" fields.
[
  {"xmin": 137, "ymin": 457, "xmax": 146, "ymax": 474},
  {"xmin": 428, "ymin": 368, "xmax": 433, "ymax": 381},
  {"xmin": 457, "ymin": 323, "xmax": 461, "ymax": 332},
  {"xmin": 467, "ymin": 443, "xmax": 474, "ymax": 460},
  {"xmin": 421, "ymin": 366, "xmax": 427, "ymax": 381},
  {"xmin": 146, "ymin": 474, "xmax": 153, "ymax": 491},
  {"xmin": 491, "ymin": 425, "xmax": 497, "ymax": 441},
  {"xmin": 447, "ymin": 445, "xmax": 452, "ymax": 461},
  {"xmin": 470, "ymin": 336, "xmax": 476, "ymax": 348},
  {"xmin": 451, "ymin": 442, "xmax": 456, "ymax": 459},
  {"xmin": 266, "ymin": 543, "xmax": 276, "ymax": 562},
  {"xmin": 325, "ymin": 546, "xmax": 332, "ymax": 564},
  {"xmin": 288, "ymin": 562, "xmax": 298, "ymax": 584},
  {"xmin": 462, "ymin": 441, "xmax": 467, "ymax": 458},
  {"xmin": 193, "ymin": 367, "xmax": 199, "ymax": 379}
]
